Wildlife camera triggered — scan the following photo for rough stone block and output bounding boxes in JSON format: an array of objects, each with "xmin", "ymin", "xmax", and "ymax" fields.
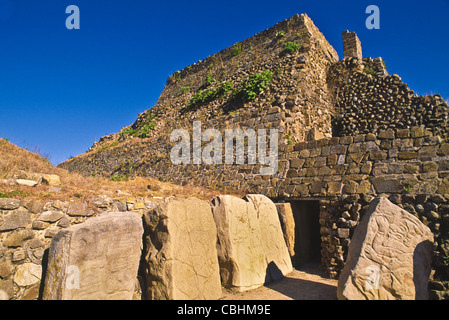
[
  {"xmin": 275, "ymin": 203, "xmax": 295, "ymax": 257},
  {"xmin": 0, "ymin": 211, "xmax": 31, "ymax": 232},
  {"xmin": 143, "ymin": 198, "xmax": 221, "ymax": 300},
  {"xmin": 42, "ymin": 212, "xmax": 143, "ymax": 300},
  {"xmin": 371, "ymin": 176, "xmax": 403, "ymax": 193},
  {"xmin": 337, "ymin": 198, "xmax": 434, "ymax": 300}
]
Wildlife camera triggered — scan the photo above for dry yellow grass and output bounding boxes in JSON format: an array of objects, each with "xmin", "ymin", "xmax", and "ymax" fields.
[{"xmin": 0, "ymin": 139, "xmax": 238, "ymax": 202}]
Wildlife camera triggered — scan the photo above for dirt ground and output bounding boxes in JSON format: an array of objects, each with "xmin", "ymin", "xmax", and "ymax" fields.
[{"xmin": 220, "ymin": 264, "xmax": 338, "ymax": 300}]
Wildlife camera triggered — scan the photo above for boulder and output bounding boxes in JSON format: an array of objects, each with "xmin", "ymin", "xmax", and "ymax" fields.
[
  {"xmin": 210, "ymin": 194, "xmax": 292, "ymax": 292},
  {"xmin": 41, "ymin": 174, "xmax": 61, "ymax": 186},
  {"xmin": 142, "ymin": 197, "xmax": 221, "ymax": 300},
  {"xmin": 337, "ymin": 197, "xmax": 434, "ymax": 300},
  {"xmin": 15, "ymin": 179, "xmax": 38, "ymax": 187},
  {"xmin": 42, "ymin": 212, "xmax": 143, "ymax": 300}
]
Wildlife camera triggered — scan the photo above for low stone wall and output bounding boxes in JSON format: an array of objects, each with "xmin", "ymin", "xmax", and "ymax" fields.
[{"xmin": 0, "ymin": 195, "xmax": 154, "ymax": 300}]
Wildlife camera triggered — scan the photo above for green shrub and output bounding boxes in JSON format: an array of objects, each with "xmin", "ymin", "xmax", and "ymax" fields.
[
  {"xmin": 205, "ymin": 73, "xmax": 216, "ymax": 86},
  {"xmin": 231, "ymin": 43, "xmax": 242, "ymax": 57},
  {"xmin": 284, "ymin": 41, "xmax": 300, "ymax": 54},
  {"xmin": 363, "ymin": 67, "xmax": 377, "ymax": 76},
  {"xmin": 98, "ymin": 141, "xmax": 120, "ymax": 153},
  {"xmin": 138, "ymin": 123, "xmax": 157, "ymax": 138},
  {"xmin": 276, "ymin": 31, "xmax": 286, "ymax": 38},
  {"xmin": 188, "ymin": 81, "xmax": 233, "ymax": 107},
  {"xmin": 110, "ymin": 174, "xmax": 129, "ymax": 182},
  {"xmin": 234, "ymin": 70, "xmax": 274, "ymax": 102},
  {"xmin": 181, "ymin": 86, "xmax": 190, "ymax": 94},
  {"xmin": 120, "ymin": 113, "xmax": 157, "ymax": 138}
]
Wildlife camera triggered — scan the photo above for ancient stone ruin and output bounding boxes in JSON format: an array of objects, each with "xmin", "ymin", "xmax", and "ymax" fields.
[{"xmin": 1, "ymin": 13, "xmax": 449, "ymax": 300}]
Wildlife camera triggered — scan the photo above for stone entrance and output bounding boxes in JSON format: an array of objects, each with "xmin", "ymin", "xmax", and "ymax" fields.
[{"xmin": 288, "ymin": 200, "xmax": 322, "ymax": 269}]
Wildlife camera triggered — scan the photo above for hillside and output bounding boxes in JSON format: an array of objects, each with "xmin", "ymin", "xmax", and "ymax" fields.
[{"xmin": 0, "ymin": 138, "xmax": 226, "ymax": 202}]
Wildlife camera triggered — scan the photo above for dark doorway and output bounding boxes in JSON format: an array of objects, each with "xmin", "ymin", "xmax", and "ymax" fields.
[{"xmin": 288, "ymin": 200, "xmax": 321, "ymax": 269}]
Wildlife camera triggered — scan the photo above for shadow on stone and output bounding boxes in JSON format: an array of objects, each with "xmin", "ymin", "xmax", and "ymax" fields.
[
  {"xmin": 37, "ymin": 248, "xmax": 49, "ymax": 300},
  {"xmin": 413, "ymin": 240, "xmax": 435, "ymax": 300},
  {"xmin": 265, "ymin": 261, "xmax": 283, "ymax": 284}
]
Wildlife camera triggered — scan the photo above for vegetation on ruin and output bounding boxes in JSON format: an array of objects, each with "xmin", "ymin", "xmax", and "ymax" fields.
[
  {"xmin": 363, "ymin": 67, "xmax": 377, "ymax": 76},
  {"xmin": 233, "ymin": 70, "xmax": 274, "ymax": 102},
  {"xmin": 230, "ymin": 43, "xmax": 242, "ymax": 57},
  {"xmin": 188, "ymin": 80, "xmax": 233, "ymax": 108},
  {"xmin": 284, "ymin": 41, "xmax": 300, "ymax": 54},
  {"xmin": 120, "ymin": 112, "xmax": 157, "ymax": 138}
]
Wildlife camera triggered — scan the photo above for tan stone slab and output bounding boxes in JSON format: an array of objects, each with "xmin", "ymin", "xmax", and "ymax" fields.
[
  {"xmin": 143, "ymin": 197, "xmax": 221, "ymax": 300},
  {"xmin": 337, "ymin": 197, "xmax": 434, "ymax": 300},
  {"xmin": 42, "ymin": 212, "xmax": 143, "ymax": 300}
]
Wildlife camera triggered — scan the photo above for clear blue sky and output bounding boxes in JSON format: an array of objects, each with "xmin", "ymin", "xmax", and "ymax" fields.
[{"xmin": 0, "ymin": 0, "xmax": 448, "ymax": 165}]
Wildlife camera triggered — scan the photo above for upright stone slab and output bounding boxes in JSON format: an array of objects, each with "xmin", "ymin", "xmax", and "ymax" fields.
[
  {"xmin": 275, "ymin": 203, "xmax": 295, "ymax": 257},
  {"xmin": 211, "ymin": 195, "xmax": 266, "ymax": 292},
  {"xmin": 142, "ymin": 197, "xmax": 221, "ymax": 300},
  {"xmin": 245, "ymin": 195, "xmax": 293, "ymax": 281},
  {"xmin": 337, "ymin": 198, "xmax": 434, "ymax": 300},
  {"xmin": 211, "ymin": 195, "xmax": 293, "ymax": 292},
  {"xmin": 42, "ymin": 212, "xmax": 143, "ymax": 300}
]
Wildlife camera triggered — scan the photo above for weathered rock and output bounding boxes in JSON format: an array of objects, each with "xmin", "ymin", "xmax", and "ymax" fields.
[
  {"xmin": 24, "ymin": 200, "xmax": 44, "ymax": 214},
  {"xmin": 337, "ymin": 197, "xmax": 434, "ymax": 300},
  {"xmin": 0, "ymin": 259, "xmax": 13, "ymax": 278},
  {"xmin": 41, "ymin": 174, "xmax": 61, "ymax": 186},
  {"xmin": 142, "ymin": 197, "xmax": 221, "ymax": 300},
  {"xmin": 0, "ymin": 211, "xmax": 31, "ymax": 232},
  {"xmin": 211, "ymin": 195, "xmax": 266, "ymax": 292},
  {"xmin": 4, "ymin": 230, "xmax": 34, "ymax": 247},
  {"xmin": 275, "ymin": 203, "xmax": 295, "ymax": 257},
  {"xmin": 211, "ymin": 195, "xmax": 292, "ymax": 292},
  {"xmin": 0, "ymin": 199, "xmax": 21, "ymax": 210},
  {"xmin": 42, "ymin": 212, "xmax": 143, "ymax": 300},
  {"xmin": 36, "ymin": 211, "xmax": 65, "ymax": 223},
  {"xmin": 0, "ymin": 279, "xmax": 14, "ymax": 300},
  {"xmin": 246, "ymin": 194, "xmax": 293, "ymax": 282},
  {"xmin": 66, "ymin": 202, "xmax": 94, "ymax": 217},
  {"xmin": 14, "ymin": 263, "xmax": 42, "ymax": 287},
  {"xmin": 15, "ymin": 179, "xmax": 38, "ymax": 187}
]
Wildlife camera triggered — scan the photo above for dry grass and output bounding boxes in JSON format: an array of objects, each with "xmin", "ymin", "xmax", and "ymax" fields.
[{"xmin": 0, "ymin": 139, "xmax": 235, "ymax": 202}]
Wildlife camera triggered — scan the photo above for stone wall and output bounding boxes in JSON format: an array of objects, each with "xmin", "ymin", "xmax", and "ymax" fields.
[
  {"xmin": 0, "ymin": 195, "xmax": 154, "ymax": 300},
  {"xmin": 329, "ymin": 57, "xmax": 449, "ymax": 139}
]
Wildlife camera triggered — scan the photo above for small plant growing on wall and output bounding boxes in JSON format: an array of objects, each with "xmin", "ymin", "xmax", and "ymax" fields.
[
  {"xmin": 181, "ymin": 86, "xmax": 190, "ymax": 94},
  {"xmin": 231, "ymin": 43, "xmax": 242, "ymax": 57},
  {"xmin": 402, "ymin": 181, "xmax": 413, "ymax": 193},
  {"xmin": 205, "ymin": 73, "xmax": 216, "ymax": 86},
  {"xmin": 234, "ymin": 70, "xmax": 274, "ymax": 102},
  {"xmin": 363, "ymin": 67, "xmax": 377, "ymax": 76},
  {"xmin": 284, "ymin": 41, "xmax": 300, "ymax": 54},
  {"xmin": 276, "ymin": 31, "xmax": 286, "ymax": 38}
]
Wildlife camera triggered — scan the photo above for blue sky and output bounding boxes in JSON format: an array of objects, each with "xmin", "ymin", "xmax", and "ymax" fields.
[{"xmin": 0, "ymin": 0, "xmax": 448, "ymax": 165}]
